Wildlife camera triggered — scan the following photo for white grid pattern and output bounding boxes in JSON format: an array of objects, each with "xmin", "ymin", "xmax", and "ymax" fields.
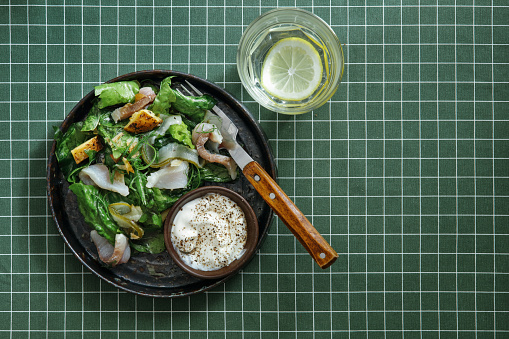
[
  {"xmin": 0, "ymin": 0, "xmax": 507, "ymax": 337},
  {"xmin": 8, "ymin": 2, "xmax": 12, "ymax": 336}
]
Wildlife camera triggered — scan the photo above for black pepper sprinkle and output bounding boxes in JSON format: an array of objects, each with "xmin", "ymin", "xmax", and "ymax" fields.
[{"xmin": 171, "ymin": 193, "xmax": 247, "ymax": 270}]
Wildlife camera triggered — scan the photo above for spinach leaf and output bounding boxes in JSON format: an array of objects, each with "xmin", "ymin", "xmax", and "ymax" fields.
[
  {"xmin": 65, "ymin": 149, "xmax": 99, "ymax": 184},
  {"xmin": 124, "ymin": 171, "xmax": 180, "ymax": 213},
  {"xmin": 180, "ymin": 115, "xmax": 198, "ymax": 131},
  {"xmin": 94, "ymin": 80, "xmax": 140, "ymax": 109},
  {"xmin": 54, "ymin": 122, "xmax": 89, "ymax": 181},
  {"xmin": 200, "ymin": 162, "xmax": 235, "ymax": 183},
  {"xmin": 130, "ymin": 231, "xmax": 166, "ymax": 254},
  {"xmin": 69, "ymin": 182, "xmax": 119, "ymax": 244},
  {"xmin": 173, "ymin": 91, "xmax": 216, "ymax": 123},
  {"xmin": 150, "ymin": 187, "xmax": 181, "ymax": 212},
  {"xmin": 98, "ymin": 110, "xmax": 122, "ymax": 127},
  {"xmin": 138, "ymin": 211, "xmax": 163, "ymax": 229},
  {"xmin": 81, "ymin": 100, "xmax": 102, "ymax": 132}
]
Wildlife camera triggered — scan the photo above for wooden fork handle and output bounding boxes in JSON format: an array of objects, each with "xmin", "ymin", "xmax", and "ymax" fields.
[{"xmin": 243, "ymin": 161, "xmax": 338, "ymax": 269}]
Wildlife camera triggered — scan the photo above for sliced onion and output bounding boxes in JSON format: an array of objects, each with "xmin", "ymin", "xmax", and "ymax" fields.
[
  {"xmin": 108, "ymin": 202, "xmax": 144, "ymax": 240},
  {"xmin": 142, "ymin": 142, "xmax": 200, "ymax": 168}
]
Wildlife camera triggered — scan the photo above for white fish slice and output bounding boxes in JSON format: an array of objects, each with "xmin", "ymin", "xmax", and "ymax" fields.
[
  {"xmin": 79, "ymin": 164, "xmax": 129, "ymax": 196},
  {"xmin": 146, "ymin": 160, "xmax": 189, "ymax": 190}
]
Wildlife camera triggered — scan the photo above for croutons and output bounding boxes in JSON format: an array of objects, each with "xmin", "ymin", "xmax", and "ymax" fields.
[
  {"xmin": 71, "ymin": 136, "xmax": 103, "ymax": 164},
  {"xmin": 123, "ymin": 109, "xmax": 162, "ymax": 134}
]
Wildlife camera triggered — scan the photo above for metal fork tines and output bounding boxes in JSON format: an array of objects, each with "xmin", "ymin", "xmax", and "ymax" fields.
[{"xmin": 181, "ymin": 80, "xmax": 238, "ymax": 140}]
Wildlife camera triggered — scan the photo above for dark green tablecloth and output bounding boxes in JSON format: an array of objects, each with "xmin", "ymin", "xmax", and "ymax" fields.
[{"xmin": 1, "ymin": 0, "xmax": 508, "ymax": 336}]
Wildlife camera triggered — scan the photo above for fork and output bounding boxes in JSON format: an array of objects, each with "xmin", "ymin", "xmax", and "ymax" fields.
[{"xmin": 181, "ymin": 80, "xmax": 339, "ymax": 269}]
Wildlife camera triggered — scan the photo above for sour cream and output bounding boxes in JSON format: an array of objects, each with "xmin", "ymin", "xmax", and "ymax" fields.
[{"xmin": 171, "ymin": 193, "xmax": 247, "ymax": 271}]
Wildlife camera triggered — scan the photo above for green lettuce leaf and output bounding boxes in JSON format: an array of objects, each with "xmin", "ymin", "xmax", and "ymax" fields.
[
  {"xmin": 149, "ymin": 76, "xmax": 216, "ymax": 123},
  {"xmin": 94, "ymin": 81, "xmax": 140, "ymax": 109},
  {"xmin": 149, "ymin": 76, "xmax": 176, "ymax": 115},
  {"xmin": 166, "ymin": 122, "xmax": 194, "ymax": 149}
]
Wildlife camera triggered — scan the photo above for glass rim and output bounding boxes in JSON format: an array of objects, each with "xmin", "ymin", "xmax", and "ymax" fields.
[{"xmin": 243, "ymin": 7, "xmax": 337, "ymax": 38}]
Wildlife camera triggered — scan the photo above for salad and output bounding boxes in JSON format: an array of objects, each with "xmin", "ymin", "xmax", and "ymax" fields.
[{"xmin": 54, "ymin": 76, "xmax": 238, "ymax": 266}]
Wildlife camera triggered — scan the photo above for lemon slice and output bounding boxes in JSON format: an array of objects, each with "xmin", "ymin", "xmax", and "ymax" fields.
[{"xmin": 261, "ymin": 37, "xmax": 323, "ymax": 101}]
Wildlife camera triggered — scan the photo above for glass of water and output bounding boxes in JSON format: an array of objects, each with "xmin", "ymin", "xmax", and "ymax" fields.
[{"xmin": 237, "ymin": 8, "xmax": 344, "ymax": 114}]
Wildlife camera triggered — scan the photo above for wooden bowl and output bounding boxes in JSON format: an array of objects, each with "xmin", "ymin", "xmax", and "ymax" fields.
[{"xmin": 163, "ymin": 186, "xmax": 259, "ymax": 279}]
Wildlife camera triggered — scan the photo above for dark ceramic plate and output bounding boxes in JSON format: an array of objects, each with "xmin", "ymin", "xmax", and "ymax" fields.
[{"xmin": 47, "ymin": 70, "xmax": 276, "ymax": 298}]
